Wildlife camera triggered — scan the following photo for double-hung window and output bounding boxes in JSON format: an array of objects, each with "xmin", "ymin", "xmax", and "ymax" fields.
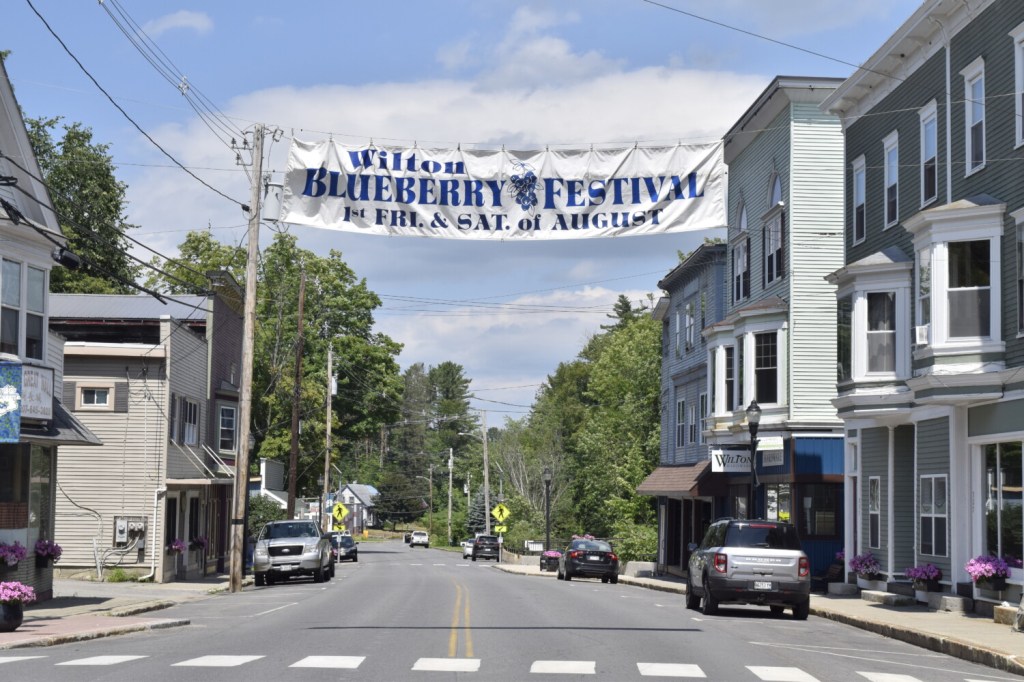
[
  {"xmin": 919, "ymin": 475, "xmax": 947, "ymax": 556},
  {"xmin": 674, "ymin": 309, "xmax": 681, "ymax": 355},
  {"xmin": 919, "ymin": 101, "xmax": 938, "ymax": 205},
  {"xmin": 961, "ymin": 58, "xmax": 986, "ymax": 173},
  {"xmin": 219, "ymin": 404, "xmax": 238, "ymax": 452},
  {"xmin": 868, "ymin": 477, "xmax": 881, "ymax": 549},
  {"xmin": 883, "ymin": 132, "xmax": 898, "ymax": 227},
  {"xmin": 1018, "ymin": 220, "xmax": 1024, "ymax": 333},
  {"xmin": 724, "ymin": 346, "xmax": 735, "ymax": 411},
  {"xmin": 754, "ymin": 332, "xmax": 778, "ymax": 404},
  {"xmin": 0, "ymin": 259, "xmax": 46, "ymax": 360},
  {"xmin": 733, "ymin": 239, "xmax": 749, "ymax": 303},
  {"xmin": 179, "ymin": 398, "xmax": 199, "ymax": 446},
  {"xmin": 675, "ymin": 398, "xmax": 686, "ymax": 448},
  {"xmin": 852, "ymin": 156, "xmax": 866, "ymax": 244},
  {"xmin": 866, "ymin": 292, "xmax": 896, "ymax": 373},
  {"xmin": 684, "ymin": 301, "xmax": 695, "ymax": 350},
  {"xmin": 698, "ymin": 393, "xmax": 707, "ymax": 444},
  {"xmin": 688, "ymin": 402, "xmax": 698, "ymax": 445},
  {"xmin": 947, "ymin": 240, "xmax": 990, "ymax": 338}
]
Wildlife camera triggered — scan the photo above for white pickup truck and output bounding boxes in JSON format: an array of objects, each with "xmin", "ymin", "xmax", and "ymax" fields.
[{"xmin": 409, "ymin": 530, "xmax": 429, "ymax": 548}]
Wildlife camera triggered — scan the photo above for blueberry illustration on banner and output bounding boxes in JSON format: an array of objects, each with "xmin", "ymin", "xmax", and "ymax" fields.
[{"xmin": 507, "ymin": 161, "xmax": 539, "ymax": 213}]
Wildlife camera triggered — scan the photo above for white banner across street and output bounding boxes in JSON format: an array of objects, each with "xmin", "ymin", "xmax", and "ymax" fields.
[{"xmin": 279, "ymin": 140, "xmax": 725, "ymax": 240}]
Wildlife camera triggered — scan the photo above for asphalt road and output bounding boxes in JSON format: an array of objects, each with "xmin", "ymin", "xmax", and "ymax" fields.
[{"xmin": 2, "ymin": 540, "xmax": 1019, "ymax": 681}]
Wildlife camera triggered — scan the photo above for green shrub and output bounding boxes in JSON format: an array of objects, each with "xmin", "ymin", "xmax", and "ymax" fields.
[{"xmin": 105, "ymin": 567, "xmax": 136, "ymax": 583}]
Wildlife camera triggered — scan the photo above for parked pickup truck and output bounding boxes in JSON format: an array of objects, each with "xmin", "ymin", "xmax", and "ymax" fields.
[{"xmin": 252, "ymin": 520, "xmax": 334, "ymax": 586}]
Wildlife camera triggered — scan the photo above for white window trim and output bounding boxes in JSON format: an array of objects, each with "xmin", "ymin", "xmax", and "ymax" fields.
[
  {"xmin": 179, "ymin": 397, "xmax": 200, "ymax": 446},
  {"xmin": 733, "ymin": 240, "xmax": 748, "ymax": 303},
  {"xmin": 1015, "ymin": 208, "xmax": 1024, "ymax": 337},
  {"xmin": 76, "ymin": 382, "xmax": 115, "ymax": 411},
  {"xmin": 960, "ymin": 56, "xmax": 986, "ymax": 176},
  {"xmin": 868, "ymin": 476, "xmax": 881, "ymax": 550},
  {"xmin": 852, "ymin": 155, "xmax": 866, "ymax": 246},
  {"xmin": 883, "ymin": 130, "xmax": 899, "ymax": 229},
  {"xmin": 907, "ymin": 202, "xmax": 1004, "ymax": 358},
  {"xmin": 0, "ymin": 258, "xmax": 48, "ymax": 361},
  {"xmin": 675, "ymin": 397, "xmax": 686, "ymax": 449},
  {"xmin": 1012, "ymin": 23, "xmax": 1024, "ymax": 149},
  {"xmin": 218, "ymin": 403, "xmax": 238, "ymax": 454},
  {"xmin": 919, "ymin": 474, "xmax": 948, "ymax": 557},
  {"xmin": 698, "ymin": 392, "xmax": 707, "ymax": 445},
  {"xmin": 674, "ymin": 309, "xmax": 681, "ymax": 356},
  {"xmin": 688, "ymin": 402, "xmax": 698, "ymax": 445},
  {"xmin": 919, "ymin": 100, "xmax": 938, "ymax": 208}
]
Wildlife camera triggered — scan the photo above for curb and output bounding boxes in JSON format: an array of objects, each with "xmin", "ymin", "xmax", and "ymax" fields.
[
  {"xmin": 810, "ymin": 606, "xmax": 1024, "ymax": 678},
  {"xmin": 0, "ymin": 618, "xmax": 190, "ymax": 651},
  {"xmin": 106, "ymin": 600, "xmax": 177, "ymax": 617}
]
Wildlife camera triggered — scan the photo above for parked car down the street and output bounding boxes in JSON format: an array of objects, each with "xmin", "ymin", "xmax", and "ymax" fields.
[
  {"xmin": 686, "ymin": 518, "xmax": 811, "ymax": 620},
  {"xmin": 410, "ymin": 530, "xmax": 429, "ymax": 548},
  {"xmin": 557, "ymin": 537, "xmax": 618, "ymax": 583},
  {"xmin": 252, "ymin": 520, "xmax": 334, "ymax": 586},
  {"xmin": 461, "ymin": 537, "xmax": 475, "ymax": 559}
]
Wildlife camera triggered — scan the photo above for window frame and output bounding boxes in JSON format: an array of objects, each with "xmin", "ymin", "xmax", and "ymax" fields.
[
  {"xmin": 961, "ymin": 57, "xmax": 986, "ymax": 175},
  {"xmin": 1018, "ymin": 218, "xmax": 1024, "ymax": 335},
  {"xmin": 688, "ymin": 401, "xmax": 698, "ymax": 445},
  {"xmin": 179, "ymin": 397, "xmax": 200, "ymax": 446},
  {"xmin": 675, "ymin": 397, "xmax": 686, "ymax": 449},
  {"xmin": 1012, "ymin": 23, "xmax": 1024, "ymax": 148},
  {"xmin": 866, "ymin": 291, "xmax": 896, "ymax": 374},
  {"xmin": 218, "ymin": 403, "xmax": 238, "ymax": 453},
  {"xmin": 684, "ymin": 300, "xmax": 695, "ymax": 351},
  {"xmin": 698, "ymin": 392, "xmax": 707, "ymax": 445},
  {"xmin": 919, "ymin": 101, "xmax": 938, "ymax": 207},
  {"xmin": 946, "ymin": 239, "xmax": 991, "ymax": 339},
  {"xmin": 733, "ymin": 238, "xmax": 749, "ymax": 303},
  {"xmin": 868, "ymin": 476, "xmax": 881, "ymax": 549},
  {"xmin": 724, "ymin": 345, "xmax": 736, "ymax": 411},
  {"xmin": 919, "ymin": 474, "xmax": 948, "ymax": 557},
  {"xmin": 763, "ymin": 206, "xmax": 784, "ymax": 286},
  {"xmin": 852, "ymin": 155, "xmax": 866, "ymax": 245},
  {"xmin": 77, "ymin": 384, "xmax": 114, "ymax": 411},
  {"xmin": 883, "ymin": 131, "xmax": 899, "ymax": 228},
  {"xmin": 754, "ymin": 331, "xmax": 778, "ymax": 405}
]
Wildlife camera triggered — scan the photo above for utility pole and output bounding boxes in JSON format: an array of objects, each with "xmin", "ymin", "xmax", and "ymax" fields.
[
  {"xmin": 446, "ymin": 447, "xmax": 453, "ymax": 547},
  {"xmin": 429, "ymin": 464, "xmax": 434, "ymax": 539},
  {"xmin": 287, "ymin": 269, "xmax": 306, "ymax": 518},
  {"xmin": 482, "ymin": 410, "xmax": 491, "ymax": 535},
  {"xmin": 322, "ymin": 342, "xmax": 333, "ymax": 533},
  {"xmin": 229, "ymin": 123, "xmax": 264, "ymax": 593}
]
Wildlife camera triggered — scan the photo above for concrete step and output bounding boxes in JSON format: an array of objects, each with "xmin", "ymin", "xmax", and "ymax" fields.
[
  {"xmin": 828, "ymin": 582, "xmax": 858, "ymax": 596},
  {"xmin": 861, "ymin": 589, "xmax": 916, "ymax": 607}
]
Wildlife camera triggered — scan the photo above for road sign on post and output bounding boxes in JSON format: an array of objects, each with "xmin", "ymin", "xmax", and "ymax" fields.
[
  {"xmin": 333, "ymin": 502, "xmax": 350, "ymax": 523},
  {"xmin": 491, "ymin": 503, "xmax": 510, "ymax": 523}
]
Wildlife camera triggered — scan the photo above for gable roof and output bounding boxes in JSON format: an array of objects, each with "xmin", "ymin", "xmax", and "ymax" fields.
[{"xmin": 341, "ymin": 483, "xmax": 378, "ymax": 507}]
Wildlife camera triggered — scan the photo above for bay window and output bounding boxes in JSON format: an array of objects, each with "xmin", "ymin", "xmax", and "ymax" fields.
[
  {"xmin": 947, "ymin": 240, "xmax": 990, "ymax": 338},
  {"xmin": 866, "ymin": 292, "xmax": 896, "ymax": 373},
  {"xmin": 837, "ymin": 295, "xmax": 852, "ymax": 381},
  {"xmin": 754, "ymin": 332, "xmax": 777, "ymax": 404}
]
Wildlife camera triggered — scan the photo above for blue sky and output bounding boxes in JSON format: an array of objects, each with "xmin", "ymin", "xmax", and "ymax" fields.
[{"xmin": 3, "ymin": 0, "xmax": 922, "ymax": 417}]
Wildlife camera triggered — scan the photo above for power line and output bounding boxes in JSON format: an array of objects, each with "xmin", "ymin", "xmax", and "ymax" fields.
[{"xmin": 25, "ymin": 0, "xmax": 244, "ymax": 207}]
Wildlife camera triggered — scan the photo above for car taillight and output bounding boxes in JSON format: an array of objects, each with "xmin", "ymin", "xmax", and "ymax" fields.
[
  {"xmin": 569, "ymin": 550, "xmax": 582, "ymax": 559},
  {"xmin": 713, "ymin": 552, "xmax": 727, "ymax": 573},
  {"xmin": 799, "ymin": 556, "xmax": 809, "ymax": 577},
  {"xmin": 608, "ymin": 553, "xmax": 618, "ymax": 562}
]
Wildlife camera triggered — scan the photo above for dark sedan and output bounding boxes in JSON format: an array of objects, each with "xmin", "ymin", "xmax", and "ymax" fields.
[{"xmin": 557, "ymin": 537, "xmax": 619, "ymax": 583}]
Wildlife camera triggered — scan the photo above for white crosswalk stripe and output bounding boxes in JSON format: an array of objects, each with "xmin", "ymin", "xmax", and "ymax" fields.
[
  {"xmin": 56, "ymin": 655, "xmax": 147, "ymax": 666},
  {"xmin": 0, "ymin": 656, "xmax": 46, "ymax": 664},
  {"xmin": 412, "ymin": 658, "xmax": 481, "ymax": 672},
  {"xmin": 638, "ymin": 662, "xmax": 706, "ymax": 677},
  {"xmin": 748, "ymin": 666, "xmax": 820, "ymax": 682},
  {"xmin": 531, "ymin": 660, "xmax": 596, "ymax": 674},
  {"xmin": 172, "ymin": 655, "xmax": 264, "ymax": 667},
  {"xmin": 857, "ymin": 674, "xmax": 925, "ymax": 682},
  {"xmin": 290, "ymin": 655, "xmax": 364, "ymax": 669}
]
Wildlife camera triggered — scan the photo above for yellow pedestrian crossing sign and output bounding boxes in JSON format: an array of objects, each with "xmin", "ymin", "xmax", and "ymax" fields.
[
  {"xmin": 332, "ymin": 502, "xmax": 350, "ymax": 522},
  {"xmin": 494, "ymin": 525, "xmax": 507, "ymax": 533},
  {"xmin": 491, "ymin": 503, "xmax": 510, "ymax": 522}
]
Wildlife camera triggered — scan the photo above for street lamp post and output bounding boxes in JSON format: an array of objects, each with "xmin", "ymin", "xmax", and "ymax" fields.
[
  {"xmin": 746, "ymin": 400, "xmax": 762, "ymax": 520},
  {"xmin": 542, "ymin": 467, "xmax": 552, "ymax": 551},
  {"xmin": 317, "ymin": 475, "xmax": 324, "ymax": 531}
]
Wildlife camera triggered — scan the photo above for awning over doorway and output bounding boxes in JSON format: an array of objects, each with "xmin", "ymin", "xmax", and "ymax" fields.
[{"xmin": 637, "ymin": 460, "xmax": 711, "ymax": 497}]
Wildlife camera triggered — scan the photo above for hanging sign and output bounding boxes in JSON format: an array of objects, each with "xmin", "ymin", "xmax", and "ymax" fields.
[
  {"xmin": 0, "ymin": 361, "xmax": 22, "ymax": 443},
  {"xmin": 280, "ymin": 140, "xmax": 725, "ymax": 239}
]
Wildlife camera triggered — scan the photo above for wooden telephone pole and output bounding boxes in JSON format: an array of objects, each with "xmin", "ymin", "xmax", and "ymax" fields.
[
  {"xmin": 286, "ymin": 270, "xmax": 306, "ymax": 518},
  {"xmin": 229, "ymin": 124, "xmax": 264, "ymax": 593}
]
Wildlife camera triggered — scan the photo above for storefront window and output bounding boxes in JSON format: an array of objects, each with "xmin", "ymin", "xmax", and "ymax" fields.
[
  {"xmin": 765, "ymin": 483, "xmax": 791, "ymax": 522},
  {"xmin": 730, "ymin": 484, "xmax": 748, "ymax": 520},
  {"xmin": 0, "ymin": 444, "xmax": 28, "ymax": 530},
  {"xmin": 984, "ymin": 442, "xmax": 1023, "ymax": 569},
  {"xmin": 801, "ymin": 484, "xmax": 839, "ymax": 537},
  {"xmin": 29, "ymin": 445, "xmax": 52, "ymax": 530}
]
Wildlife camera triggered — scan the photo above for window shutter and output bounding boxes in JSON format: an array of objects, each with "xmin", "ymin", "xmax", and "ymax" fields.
[
  {"xmin": 169, "ymin": 392, "xmax": 177, "ymax": 439},
  {"xmin": 114, "ymin": 382, "xmax": 129, "ymax": 412},
  {"xmin": 63, "ymin": 380, "xmax": 76, "ymax": 409},
  {"xmin": 779, "ymin": 212, "xmax": 786, "ymax": 279},
  {"xmin": 744, "ymin": 237, "xmax": 751, "ymax": 298}
]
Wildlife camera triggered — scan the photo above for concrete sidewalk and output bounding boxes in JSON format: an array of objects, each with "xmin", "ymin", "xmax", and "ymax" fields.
[
  {"xmin": 494, "ymin": 562, "xmax": 1024, "ymax": 677},
  {"xmin": 2, "ymin": 567, "xmax": 1021, "ymax": 678}
]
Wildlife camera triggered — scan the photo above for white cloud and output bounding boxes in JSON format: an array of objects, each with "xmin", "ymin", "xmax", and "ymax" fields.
[
  {"xmin": 682, "ymin": 0, "xmax": 903, "ymax": 39},
  {"xmin": 142, "ymin": 10, "xmax": 213, "ymax": 38}
]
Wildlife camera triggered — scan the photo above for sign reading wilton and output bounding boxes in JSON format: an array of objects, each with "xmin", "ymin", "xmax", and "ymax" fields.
[{"xmin": 281, "ymin": 140, "xmax": 725, "ymax": 240}]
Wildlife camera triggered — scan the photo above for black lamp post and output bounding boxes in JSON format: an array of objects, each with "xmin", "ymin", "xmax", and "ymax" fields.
[
  {"xmin": 746, "ymin": 400, "xmax": 761, "ymax": 519},
  {"xmin": 542, "ymin": 467, "xmax": 552, "ymax": 551}
]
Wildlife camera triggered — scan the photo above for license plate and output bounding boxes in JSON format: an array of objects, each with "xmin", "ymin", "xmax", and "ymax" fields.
[
  {"xmin": 279, "ymin": 565, "xmax": 293, "ymax": 571},
  {"xmin": 588, "ymin": 555, "xmax": 601, "ymax": 561},
  {"xmin": 754, "ymin": 581, "xmax": 772, "ymax": 590}
]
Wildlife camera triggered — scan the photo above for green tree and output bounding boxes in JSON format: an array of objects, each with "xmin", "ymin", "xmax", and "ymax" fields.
[
  {"xmin": 246, "ymin": 495, "xmax": 285, "ymax": 538},
  {"xmin": 26, "ymin": 116, "xmax": 140, "ymax": 293},
  {"xmin": 144, "ymin": 230, "xmax": 245, "ymax": 294}
]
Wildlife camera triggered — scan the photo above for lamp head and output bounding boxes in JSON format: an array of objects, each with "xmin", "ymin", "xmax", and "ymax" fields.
[
  {"xmin": 542, "ymin": 467, "xmax": 552, "ymax": 483},
  {"xmin": 745, "ymin": 400, "xmax": 762, "ymax": 426}
]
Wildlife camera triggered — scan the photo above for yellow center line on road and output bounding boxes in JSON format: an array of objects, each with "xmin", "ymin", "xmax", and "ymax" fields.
[{"xmin": 447, "ymin": 579, "xmax": 474, "ymax": 658}]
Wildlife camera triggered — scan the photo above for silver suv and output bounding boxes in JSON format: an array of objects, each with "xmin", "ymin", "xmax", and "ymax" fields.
[
  {"xmin": 686, "ymin": 518, "xmax": 810, "ymax": 619},
  {"xmin": 253, "ymin": 520, "xmax": 334, "ymax": 586}
]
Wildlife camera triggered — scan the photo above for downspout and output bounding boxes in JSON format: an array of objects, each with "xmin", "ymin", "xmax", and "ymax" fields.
[
  {"xmin": 931, "ymin": 14, "xmax": 953, "ymax": 205},
  {"xmin": 141, "ymin": 487, "xmax": 166, "ymax": 582}
]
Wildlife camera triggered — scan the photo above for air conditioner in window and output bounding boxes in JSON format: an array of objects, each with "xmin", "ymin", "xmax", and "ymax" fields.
[{"xmin": 914, "ymin": 324, "xmax": 930, "ymax": 346}]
